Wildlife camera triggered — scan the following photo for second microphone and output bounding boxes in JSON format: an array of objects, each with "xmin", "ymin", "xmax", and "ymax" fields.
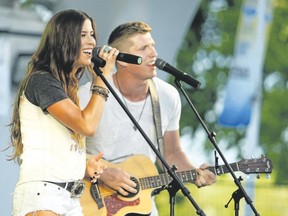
[{"xmin": 93, "ymin": 47, "xmax": 142, "ymax": 65}]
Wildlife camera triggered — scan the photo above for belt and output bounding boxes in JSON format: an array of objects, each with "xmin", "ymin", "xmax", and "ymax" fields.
[
  {"xmin": 45, "ymin": 180, "xmax": 85, "ymax": 198},
  {"xmin": 46, "ymin": 181, "xmax": 75, "ymax": 192}
]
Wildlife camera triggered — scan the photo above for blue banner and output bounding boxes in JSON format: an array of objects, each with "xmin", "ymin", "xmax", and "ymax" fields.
[{"xmin": 219, "ymin": 0, "xmax": 273, "ymax": 127}]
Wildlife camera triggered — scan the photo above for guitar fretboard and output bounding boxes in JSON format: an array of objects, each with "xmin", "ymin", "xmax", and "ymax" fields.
[{"xmin": 139, "ymin": 162, "xmax": 239, "ymax": 190}]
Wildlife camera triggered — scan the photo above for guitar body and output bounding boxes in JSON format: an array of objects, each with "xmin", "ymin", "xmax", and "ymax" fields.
[{"xmin": 80, "ymin": 155, "xmax": 159, "ymax": 216}]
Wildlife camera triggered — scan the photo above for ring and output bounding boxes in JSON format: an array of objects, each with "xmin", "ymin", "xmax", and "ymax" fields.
[
  {"xmin": 104, "ymin": 46, "xmax": 110, "ymax": 53},
  {"xmin": 90, "ymin": 178, "xmax": 97, "ymax": 184}
]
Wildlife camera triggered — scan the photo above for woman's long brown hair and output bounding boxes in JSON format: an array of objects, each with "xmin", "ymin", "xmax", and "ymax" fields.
[{"xmin": 8, "ymin": 9, "xmax": 97, "ymax": 162}]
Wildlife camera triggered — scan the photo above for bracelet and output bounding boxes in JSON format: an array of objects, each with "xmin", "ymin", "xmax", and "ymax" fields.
[{"xmin": 91, "ymin": 85, "xmax": 110, "ymax": 101}]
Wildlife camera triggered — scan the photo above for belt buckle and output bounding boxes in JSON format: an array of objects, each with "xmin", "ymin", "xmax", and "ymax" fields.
[{"xmin": 70, "ymin": 180, "xmax": 85, "ymax": 198}]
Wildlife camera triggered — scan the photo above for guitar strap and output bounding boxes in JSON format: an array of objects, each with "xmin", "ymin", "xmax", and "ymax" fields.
[{"xmin": 148, "ymin": 79, "xmax": 165, "ymax": 172}]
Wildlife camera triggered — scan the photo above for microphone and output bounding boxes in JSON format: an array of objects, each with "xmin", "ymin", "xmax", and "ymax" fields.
[
  {"xmin": 155, "ymin": 58, "xmax": 201, "ymax": 89},
  {"xmin": 93, "ymin": 47, "xmax": 142, "ymax": 65}
]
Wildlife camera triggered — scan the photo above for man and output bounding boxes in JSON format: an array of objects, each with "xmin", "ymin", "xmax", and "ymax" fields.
[{"xmin": 79, "ymin": 21, "xmax": 216, "ymax": 215}]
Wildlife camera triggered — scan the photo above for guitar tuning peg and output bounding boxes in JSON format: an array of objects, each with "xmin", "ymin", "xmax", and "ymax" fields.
[
  {"xmin": 256, "ymin": 174, "xmax": 260, "ymax": 179},
  {"xmin": 251, "ymin": 155, "xmax": 255, "ymax": 159},
  {"xmin": 266, "ymin": 174, "xmax": 271, "ymax": 179},
  {"xmin": 246, "ymin": 174, "xmax": 250, "ymax": 180}
]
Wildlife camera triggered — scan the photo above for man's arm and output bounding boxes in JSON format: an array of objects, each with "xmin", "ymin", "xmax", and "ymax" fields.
[{"xmin": 163, "ymin": 130, "xmax": 216, "ymax": 187}]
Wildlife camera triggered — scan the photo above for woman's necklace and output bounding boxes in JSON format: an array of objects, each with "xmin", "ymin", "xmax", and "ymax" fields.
[{"xmin": 115, "ymin": 73, "xmax": 148, "ymax": 131}]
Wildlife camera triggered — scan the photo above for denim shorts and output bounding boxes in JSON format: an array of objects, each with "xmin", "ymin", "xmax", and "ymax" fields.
[{"xmin": 12, "ymin": 181, "xmax": 83, "ymax": 216}]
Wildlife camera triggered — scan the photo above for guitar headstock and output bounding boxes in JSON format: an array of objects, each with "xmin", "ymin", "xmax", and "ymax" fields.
[{"xmin": 238, "ymin": 156, "xmax": 273, "ymax": 175}]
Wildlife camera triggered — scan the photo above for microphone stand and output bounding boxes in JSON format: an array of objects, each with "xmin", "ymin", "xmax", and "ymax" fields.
[
  {"xmin": 93, "ymin": 66, "xmax": 206, "ymax": 216},
  {"xmin": 173, "ymin": 79, "xmax": 260, "ymax": 216},
  {"xmin": 224, "ymin": 176, "xmax": 245, "ymax": 216}
]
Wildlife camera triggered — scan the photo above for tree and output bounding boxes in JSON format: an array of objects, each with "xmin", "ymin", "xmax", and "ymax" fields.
[{"xmin": 175, "ymin": 0, "xmax": 288, "ymax": 184}]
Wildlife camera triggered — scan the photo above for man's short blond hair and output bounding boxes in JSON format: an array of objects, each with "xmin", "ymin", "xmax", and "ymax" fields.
[{"xmin": 108, "ymin": 21, "xmax": 152, "ymax": 51}]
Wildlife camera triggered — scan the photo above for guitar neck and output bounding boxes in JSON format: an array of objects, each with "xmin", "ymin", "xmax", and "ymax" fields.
[{"xmin": 139, "ymin": 163, "xmax": 238, "ymax": 190}]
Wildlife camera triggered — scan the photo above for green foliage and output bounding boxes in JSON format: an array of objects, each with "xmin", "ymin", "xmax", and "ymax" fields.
[
  {"xmin": 175, "ymin": 0, "xmax": 288, "ymax": 184},
  {"xmin": 155, "ymin": 177, "xmax": 288, "ymax": 215},
  {"xmin": 261, "ymin": 89, "xmax": 288, "ymax": 184}
]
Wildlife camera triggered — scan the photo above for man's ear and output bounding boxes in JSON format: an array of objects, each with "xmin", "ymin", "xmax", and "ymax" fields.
[{"xmin": 117, "ymin": 60, "xmax": 128, "ymax": 67}]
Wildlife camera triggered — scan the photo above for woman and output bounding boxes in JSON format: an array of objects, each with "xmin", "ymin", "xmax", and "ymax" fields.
[{"xmin": 9, "ymin": 9, "xmax": 118, "ymax": 216}]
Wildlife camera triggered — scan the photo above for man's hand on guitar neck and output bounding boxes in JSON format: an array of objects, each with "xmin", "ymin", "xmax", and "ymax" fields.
[
  {"xmin": 100, "ymin": 167, "xmax": 138, "ymax": 196},
  {"xmin": 194, "ymin": 163, "xmax": 217, "ymax": 188}
]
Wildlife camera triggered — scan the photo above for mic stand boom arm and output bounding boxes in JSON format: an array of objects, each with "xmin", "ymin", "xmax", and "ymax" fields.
[
  {"xmin": 94, "ymin": 66, "xmax": 206, "ymax": 216},
  {"xmin": 173, "ymin": 79, "xmax": 260, "ymax": 216}
]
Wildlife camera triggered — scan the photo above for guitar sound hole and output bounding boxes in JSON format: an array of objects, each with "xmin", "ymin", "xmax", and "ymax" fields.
[{"xmin": 120, "ymin": 176, "xmax": 140, "ymax": 198}]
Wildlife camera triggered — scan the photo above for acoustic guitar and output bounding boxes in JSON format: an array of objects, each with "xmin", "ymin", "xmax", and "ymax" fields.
[{"xmin": 80, "ymin": 154, "xmax": 272, "ymax": 216}]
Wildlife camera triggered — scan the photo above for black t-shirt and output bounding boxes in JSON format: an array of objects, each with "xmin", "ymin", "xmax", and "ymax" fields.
[{"xmin": 25, "ymin": 72, "xmax": 68, "ymax": 112}]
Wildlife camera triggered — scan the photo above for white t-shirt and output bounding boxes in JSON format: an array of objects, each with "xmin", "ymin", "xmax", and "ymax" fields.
[
  {"xmin": 18, "ymin": 72, "xmax": 86, "ymax": 184},
  {"xmin": 78, "ymin": 76, "xmax": 181, "ymax": 164}
]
